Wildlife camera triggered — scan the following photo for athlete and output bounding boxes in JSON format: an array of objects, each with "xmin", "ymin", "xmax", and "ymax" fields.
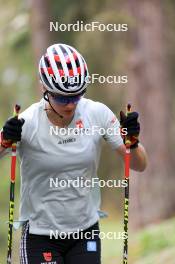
[{"xmin": 0, "ymin": 43, "xmax": 147, "ymax": 264}]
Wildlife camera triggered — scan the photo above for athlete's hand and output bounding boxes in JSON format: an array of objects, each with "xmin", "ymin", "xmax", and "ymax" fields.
[
  {"xmin": 1, "ymin": 117, "xmax": 25, "ymax": 148},
  {"xmin": 120, "ymin": 111, "xmax": 140, "ymax": 149}
]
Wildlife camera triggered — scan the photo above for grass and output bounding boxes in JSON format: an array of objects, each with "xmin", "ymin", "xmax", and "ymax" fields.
[{"xmin": 100, "ymin": 217, "xmax": 175, "ymax": 264}]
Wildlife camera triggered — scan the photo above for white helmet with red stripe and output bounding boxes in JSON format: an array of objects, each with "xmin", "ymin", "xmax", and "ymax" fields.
[{"xmin": 39, "ymin": 43, "xmax": 89, "ymax": 95}]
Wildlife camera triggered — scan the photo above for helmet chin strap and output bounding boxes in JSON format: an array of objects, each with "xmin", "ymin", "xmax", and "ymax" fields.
[{"xmin": 43, "ymin": 91, "xmax": 64, "ymax": 119}]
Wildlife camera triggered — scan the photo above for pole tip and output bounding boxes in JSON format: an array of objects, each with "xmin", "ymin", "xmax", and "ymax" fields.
[
  {"xmin": 15, "ymin": 104, "xmax": 21, "ymax": 113},
  {"xmin": 127, "ymin": 103, "xmax": 131, "ymax": 112}
]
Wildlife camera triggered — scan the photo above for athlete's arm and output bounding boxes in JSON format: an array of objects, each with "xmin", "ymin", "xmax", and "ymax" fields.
[{"xmin": 116, "ymin": 143, "xmax": 147, "ymax": 172}]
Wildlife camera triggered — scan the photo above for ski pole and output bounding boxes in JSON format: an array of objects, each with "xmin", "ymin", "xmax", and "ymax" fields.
[
  {"xmin": 123, "ymin": 103, "xmax": 131, "ymax": 264},
  {"xmin": 7, "ymin": 104, "xmax": 21, "ymax": 264}
]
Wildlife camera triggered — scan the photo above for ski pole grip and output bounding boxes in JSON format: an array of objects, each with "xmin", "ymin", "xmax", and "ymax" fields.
[
  {"xmin": 11, "ymin": 104, "xmax": 21, "ymax": 148},
  {"xmin": 1, "ymin": 104, "xmax": 21, "ymax": 148},
  {"xmin": 125, "ymin": 103, "xmax": 132, "ymax": 147}
]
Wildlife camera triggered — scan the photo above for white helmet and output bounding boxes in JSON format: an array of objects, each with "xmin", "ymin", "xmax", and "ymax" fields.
[{"xmin": 39, "ymin": 43, "xmax": 89, "ymax": 96}]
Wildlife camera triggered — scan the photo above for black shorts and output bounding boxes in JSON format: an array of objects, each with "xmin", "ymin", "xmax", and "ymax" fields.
[{"xmin": 20, "ymin": 221, "xmax": 101, "ymax": 264}]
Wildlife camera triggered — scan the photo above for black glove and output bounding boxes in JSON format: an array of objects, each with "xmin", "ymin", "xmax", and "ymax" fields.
[
  {"xmin": 1, "ymin": 117, "xmax": 25, "ymax": 148},
  {"xmin": 120, "ymin": 111, "xmax": 140, "ymax": 149}
]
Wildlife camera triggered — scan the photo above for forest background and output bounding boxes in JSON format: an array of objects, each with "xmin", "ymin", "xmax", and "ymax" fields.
[{"xmin": 0, "ymin": 0, "xmax": 175, "ymax": 263}]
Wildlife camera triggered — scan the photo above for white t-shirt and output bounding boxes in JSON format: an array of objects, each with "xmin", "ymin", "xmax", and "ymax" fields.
[{"xmin": 7, "ymin": 98, "xmax": 123, "ymax": 235}]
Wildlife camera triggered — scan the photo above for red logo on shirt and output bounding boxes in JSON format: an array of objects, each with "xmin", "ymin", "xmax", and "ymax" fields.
[
  {"xmin": 76, "ymin": 119, "xmax": 84, "ymax": 128},
  {"xmin": 43, "ymin": 252, "xmax": 52, "ymax": 262}
]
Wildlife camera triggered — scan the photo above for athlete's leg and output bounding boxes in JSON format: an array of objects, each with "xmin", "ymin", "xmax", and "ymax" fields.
[
  {"xmin": 64, "ymin": 222, "xmax": 101, "ymax": 264},
  {"xmin": 20, "ymin": 222, "xmax": 64, "ymax": 264}
]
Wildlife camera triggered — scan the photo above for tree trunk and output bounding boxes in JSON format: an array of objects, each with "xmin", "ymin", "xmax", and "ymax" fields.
[
  {"xmin": 125, "ymin": 0, "xmax": 175, "ymax": 228},
  {"xmin": 28, "ymin": 0, "xmax": 53, "ymax": 93}
]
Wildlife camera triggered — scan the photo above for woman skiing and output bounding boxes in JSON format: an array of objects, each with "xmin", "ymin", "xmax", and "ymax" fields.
[{"xmin": 0, "ymin": 43, "xmax": 147, "ymax": 264}]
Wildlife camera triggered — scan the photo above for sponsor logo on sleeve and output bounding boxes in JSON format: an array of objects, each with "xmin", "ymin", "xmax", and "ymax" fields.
[{"xmin": 110, "ymin": 116, "xmax": 117, "ymax": 124}]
